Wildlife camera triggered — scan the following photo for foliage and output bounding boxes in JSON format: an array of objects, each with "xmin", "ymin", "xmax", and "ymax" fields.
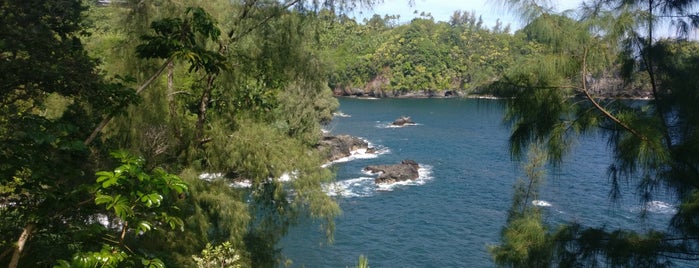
[
  {"xmin": 136, "ymin": 6, "xmax": 225, "ymax": 74},
  {"xmin": 57, "ymin": 151, "xmax": 187, "ymax": 267},
  {"xmin": 192, "ymin": 242, "xmax": 243, "ymax": 268},
  {"xmin": 490, "ymin": 145, "xmax": 552, "ymax": 267},
  {"xmin": 75, "ymin": 1, "xmax": 353, "ymax": 267},
  {"xmin": 312, "ymin": 10, "xmax": 520, "ymax": 95},
  {"xmin": 355, "ymin": 255, "xmax": 370, "ymax": 268},
  {"xmin": 492, "ymin": 0, "xmax": 699, "ymax": 266},
  {"xmin": 93, "ymin": 150, "xmax": 188, "ymax": 233},
  {"xmin": 0, "ymin": 0, "xmax": 140, "ymax": 266}
]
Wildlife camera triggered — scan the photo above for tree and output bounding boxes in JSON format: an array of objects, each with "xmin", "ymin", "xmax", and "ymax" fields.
[
  {"xmin": 492, "ymin": 0, "xmax": 699, "ymax": 266},
  {"xmin": 55, "ymin": 151, "xmax": 188, "ymax": 268},
  {"xmin": 80, "ymin": 1, "xmax": 369, "ymax": 266},
  {"xmin": 0, "ymin": 0, "xmax": 138, "ymax": 266}
]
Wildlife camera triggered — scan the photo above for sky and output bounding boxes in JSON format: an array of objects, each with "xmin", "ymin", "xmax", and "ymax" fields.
[
  {"xmin": 347, "ymin": 0, "xmax": 698, "ymax": 38},
  {"xmin": 349, "ymin": 0, "xmax": 583, "ymax": 31}
]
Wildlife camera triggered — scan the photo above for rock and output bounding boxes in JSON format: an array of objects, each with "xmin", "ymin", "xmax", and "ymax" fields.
[
  {"xmin": 365, "ymin": 159, "xmax": 420, "ymax": 184},
  {"xmin": 317, "ymin": 134, "xmax": 372, "ymax": 162},
  {"xmin": 391, "ymin": 116, "xmax": 414, "ymax": 126}
]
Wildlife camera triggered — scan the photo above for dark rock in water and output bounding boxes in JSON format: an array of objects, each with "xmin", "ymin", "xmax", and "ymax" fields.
[
  {"xmin": 318, "ymin": 134, "xmax": 373, "ymax": 162},
  {"xmin": 392, "ymin": 116, "xmax": 414, "ymax": 126},
  {"xmin": 365, "ymin": 159, "xmax": 420, "ymax": 184}
]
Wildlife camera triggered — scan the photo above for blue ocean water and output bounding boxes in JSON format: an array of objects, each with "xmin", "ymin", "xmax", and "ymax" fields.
[{"xmin": 280, "ymin": 98, "xmax": 677, "ymax": 267}]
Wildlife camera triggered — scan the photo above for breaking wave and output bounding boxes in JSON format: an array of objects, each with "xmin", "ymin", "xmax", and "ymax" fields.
[{"xmin": 324, "ymin": 165, "xmax": 433, "ymax": 198}]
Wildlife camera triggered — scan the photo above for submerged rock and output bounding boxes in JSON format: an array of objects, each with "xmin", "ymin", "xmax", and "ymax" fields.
[{"xmin": 365, "ymin": 159, "xmax": 420, "ymax": 184}]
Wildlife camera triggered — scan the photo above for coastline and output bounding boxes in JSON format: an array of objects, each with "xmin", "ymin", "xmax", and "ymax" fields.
[{"xmin": 333, "ymin": 91, "xmax": 652, "ymax": 100}]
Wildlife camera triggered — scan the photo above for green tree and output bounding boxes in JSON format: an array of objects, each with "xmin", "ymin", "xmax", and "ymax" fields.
[
  {"xmin": 492, "ymin": 0, "xmax": 699, "ymax": 266},
  {"xmin": 56, "ymin": 151, "xmax": 188, "ymax": 267},
  {"xmin": 81, "ymin": 1, "xmax": 371, "ymax": 266},
  {"xmin": 0, "ymin": 0, "xmax": 138, "ymax": 266}
]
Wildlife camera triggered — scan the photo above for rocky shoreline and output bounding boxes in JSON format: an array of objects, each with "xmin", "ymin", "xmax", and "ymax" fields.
[
  {"xmin": 332, "ymin": 85, "xmax": 653, "ymax": 99},
  {"xmin": 317, "ymin": 134, "xmax": 375, "ymax": 162},
  {"xmin": 318, "ymin": 134, "xmax": 423, "ymax": 185}
]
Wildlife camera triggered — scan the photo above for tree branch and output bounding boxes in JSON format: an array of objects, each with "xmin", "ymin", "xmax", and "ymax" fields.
[
  {"xmin": 579, "ymin": 47, "xmax": 649, "ymax": 142},
  {"xmin": 84, "ymin": 58, "xmax": 173, "ymax": 146}
]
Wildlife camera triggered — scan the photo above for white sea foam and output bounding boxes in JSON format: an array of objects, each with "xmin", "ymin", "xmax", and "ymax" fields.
[
  {"xmin": 322, "ymin": 146, "xmax": 391, "ymax": 167},
  {"xmin": 201, "ymin": 172, "xmax": 295, "ymax": 189},
  {"xmin": 323, "ymin": 177, "xmax": 375, "ymax": 198},
  {"xmin": 323, "ymin": 165, "xmax": 433, "ymax": 197},
  {"xmin": 532, "ymin": 200, "xmax": 552, "ymax": 207},
  {"xmin": 230, "ymin": 180, "xmax": 252, "ymax": 188},
  {"xmin": 277, "ymin": 172, "xmax": 296, "ymax": 182},
  {"xmin": 199, "ymin": 173, "xmax": 224, "ymax": 181},
  {"xmin": 333, "ymin": 111, "xmax": 351, "ymax": 118},
  {"xmin": 377, "ymin": 122, "xmax": 421, "ymax": 129},
  {"xmin": 631, "ymin": 201, "xmax": 677, "ymax": 214}
]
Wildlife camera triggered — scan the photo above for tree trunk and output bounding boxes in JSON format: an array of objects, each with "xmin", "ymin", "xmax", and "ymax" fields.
[
  {"xmin": 8, "ymin": 223, "xmax": 35, "ymax": 268},
  {"xmin": 195, "ymin": 74, "xmax": 216, "ymax": 144},
  {"xmin": 167, "ymin": 61, "xmax": 176, "ymax": 120}
]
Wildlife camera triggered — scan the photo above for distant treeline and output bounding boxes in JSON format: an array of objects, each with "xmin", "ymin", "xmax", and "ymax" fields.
[{"xmin": 312, "ymin": 10, "xmax": 663, "ymax": 98}]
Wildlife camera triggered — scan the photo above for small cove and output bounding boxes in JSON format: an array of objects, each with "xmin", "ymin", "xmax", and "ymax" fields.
[{"xmin": 281, "ymin": 98, "xmax": 677, "ymax": 267}]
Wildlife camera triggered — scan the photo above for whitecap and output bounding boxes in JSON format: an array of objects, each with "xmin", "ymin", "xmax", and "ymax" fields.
[
  {"xmin": 322, "ymin": 146, "xmax": 391, "ymax": 167},
  {"xmin": 632, "ymin": 201, "xmax": 677, "ymax": 214},
  {"xmin": 323, "ymin": 177, "xmax": 375, "ymax": 198},
  {"xmin": 323, "ymin": 165, "xmax": 433, "ymax": 197},
  {"xmin": 333, "ymin": 111, "xmax": 351, "ymax": 118},
  {"xmin": 377, "ymin": 122, "xmax": 421, "ymax": 129},
  {"xmin": 532, "ymin": 200, "xmax": 552, "ymax": 207}
]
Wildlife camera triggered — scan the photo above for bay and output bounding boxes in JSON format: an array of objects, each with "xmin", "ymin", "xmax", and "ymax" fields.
[{"xmin": 280, "ymin": 98, "xmax": 676, "ymax": 267}]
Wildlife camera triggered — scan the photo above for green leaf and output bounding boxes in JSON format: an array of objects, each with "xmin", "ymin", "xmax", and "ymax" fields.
[
  {"xmin": 140, "ymin": 193, "xmax": 163, "ymax": 207},
  {"xmin": 142, "ymin": 258, "xmax": 165, "ymax": 268},
  {"xmin": 136, "ymin": 221, "xmax": 153, "ymax": 233},
  {"xmin": 94, "ymin": 193, "xmax": 112, "ymax": 206},
  {"xmin": 111, "ymin": 195, "xmax": 132, "ymax": 219}
]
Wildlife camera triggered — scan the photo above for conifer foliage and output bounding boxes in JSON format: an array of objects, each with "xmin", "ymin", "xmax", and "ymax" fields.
[{"xmin": 493, "ymin": 0, "xmax": 699, "ymax": 266}]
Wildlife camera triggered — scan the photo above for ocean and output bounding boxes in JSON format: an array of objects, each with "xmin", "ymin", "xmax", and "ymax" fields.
[{"xmin": 280, "ymin": 98, "xmax": 677, "ymax": 267}]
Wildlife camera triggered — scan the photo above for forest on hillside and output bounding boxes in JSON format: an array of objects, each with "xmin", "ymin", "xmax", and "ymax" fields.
[
  {"xmin": 3, "ymin": 0, "xmax": 699, "ymax": 267},
  {"xmin": 314, "ymin": 9, "xmax": 658, "ymax": 98}
]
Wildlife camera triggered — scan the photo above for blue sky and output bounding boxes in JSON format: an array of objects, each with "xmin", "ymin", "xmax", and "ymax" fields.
[{"xmin": 349, "ymin": 0, "xmax": 583, "ymax": 30}]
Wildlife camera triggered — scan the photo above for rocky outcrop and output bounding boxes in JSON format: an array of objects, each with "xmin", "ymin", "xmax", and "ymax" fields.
[
  {"xmin": 391, "ymin": 116, "xmax": 415, "ymax": 126},
  {"xmin": 365, "ymin": 159, "xmax": 420, "ymax": 184},
  {"xmin": 318, "ymin": 135, "xmax": 373, "ymax": 162}
]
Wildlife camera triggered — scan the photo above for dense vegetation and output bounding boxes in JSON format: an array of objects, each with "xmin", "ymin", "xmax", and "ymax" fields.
[
  {"xmin": 3, "ymin": 0, "xmax": 699, "ymax": 267},
  {"xmin": 311, "ymin": 8, "xmax": 651, "ymax": 98},
  {"xmin": 0, "ymin": 0, "xmax": 374, "ymax": 267},
  {"xmin": 312, "ymin": 10, "xmax": 517, "ymax": 96}
]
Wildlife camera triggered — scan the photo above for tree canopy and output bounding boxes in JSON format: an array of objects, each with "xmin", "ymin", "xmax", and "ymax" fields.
[{"xmin": 0, "ymin": 0, "xmax": 375, "ymax": 267}]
